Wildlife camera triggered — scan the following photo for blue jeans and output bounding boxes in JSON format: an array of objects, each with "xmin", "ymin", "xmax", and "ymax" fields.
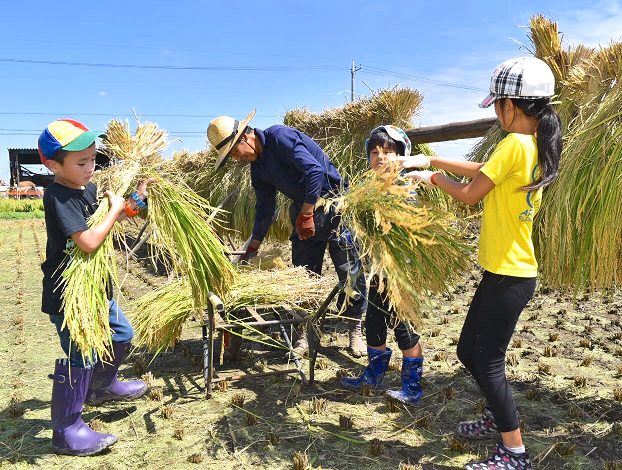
[{"xmin": 50, "ymin": 299, "xmax": 134, "ymax": 368}]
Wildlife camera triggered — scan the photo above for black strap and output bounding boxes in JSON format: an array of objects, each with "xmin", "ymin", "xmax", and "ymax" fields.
[{"xmin": 215, "ymin": 120, "xmax": 240, "ymax": 150}]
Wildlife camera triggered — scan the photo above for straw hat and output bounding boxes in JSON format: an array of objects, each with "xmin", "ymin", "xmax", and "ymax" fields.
[{"xmin": 207, "ymin": 110, "xmax": 256, "ymax": 170}]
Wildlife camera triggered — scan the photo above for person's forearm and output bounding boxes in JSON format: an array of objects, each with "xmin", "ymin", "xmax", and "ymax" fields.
[
  {"xmin": 429, "ymin": 156, "xmax": 485, "ymax": 179},
  {"xmin": 300, "ymin": 202, "xmax": 315, "ymax": 215},
  {"xmin": 432, "ymin": 171, "xmax": 495, "ymax": 206},
  {"xmin": 72, "ymin": 210, "xmax": 121, "ymax": 253}
]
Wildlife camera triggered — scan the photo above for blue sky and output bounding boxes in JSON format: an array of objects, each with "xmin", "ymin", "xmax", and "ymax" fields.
[{"xmin": 1, "ymin": 0, "xmax": 621, "ymax": 184}]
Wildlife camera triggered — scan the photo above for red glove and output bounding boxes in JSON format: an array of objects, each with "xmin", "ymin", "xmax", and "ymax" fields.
[
  {"xmin": 296, "ymin": 212, "xmax": 315, "ymax": 240},
  {"xmin": 240, "ymin": 245, "xmax": 258, "ymax": 262}
]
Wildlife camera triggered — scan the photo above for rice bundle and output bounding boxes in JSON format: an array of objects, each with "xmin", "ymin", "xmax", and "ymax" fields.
[
  {"xmin": 535, "ymin": 83, "xmax": 622, "ymax": 290},
  {"xmin": 468, "ymin": 15, "xmax": 622, "ymax": 291},
  {"xmin": 61, "ymin": 118, "xmax": 236, "ymax": 364},
  {"xmin": 173, "ymin": 87, "xmax": 436, "ymax": 243},
  {"xmin": 131, "ymin": 278, "xmax": 194, "ymax": 353},
  {"xmin": 332, "ymin": 166, "xmax": 473, "ymax": 324},
  {"xmin": 60, "ymin": 119, "xmax": 169, "ymax": 364},
  {"xmin": 284, "ymin": 87, "xmax": 431, "ymax": 180},
  {"xmin": 145, "ymin": 177, "xmax": 238, "ymax": 308},
  {"xmin": 132, "ymin": 266, "xmax": 330, "ymax": 353}
]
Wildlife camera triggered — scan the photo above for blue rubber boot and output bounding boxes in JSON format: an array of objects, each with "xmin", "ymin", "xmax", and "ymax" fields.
[
  {"xmin": 385, "ymin": 356, "xmax": 423, "ymax": 406},
  {"xmin": 340, "ymin": 347, "xmax": 392, "ymax": 391}
]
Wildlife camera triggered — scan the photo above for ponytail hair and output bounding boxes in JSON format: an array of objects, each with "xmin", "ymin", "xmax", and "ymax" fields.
[{"xmin": 506, "ymin": 97, "xmax": 562, "ymax": 191}]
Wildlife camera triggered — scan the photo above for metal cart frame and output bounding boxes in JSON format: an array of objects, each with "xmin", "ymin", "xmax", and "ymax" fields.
[{"xmin": 201, "ymin": 282, "xmax": 344, "ymax": 397}]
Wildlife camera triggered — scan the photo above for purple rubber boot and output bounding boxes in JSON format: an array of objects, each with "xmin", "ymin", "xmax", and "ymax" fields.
[
  {"xmin": 50, "ymin": 358, "xmax": 117, "ymax": 456},
  {"xmin": 85, "ymin": 342, "xmax": 147, "ymax": 406}
]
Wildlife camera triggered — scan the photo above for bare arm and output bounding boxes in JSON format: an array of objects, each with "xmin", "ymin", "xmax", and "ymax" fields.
[
  {"xmin": 429, "ymin": 156, "xmax": 486, "ymax": 179},
  {"xmin": 71, "ymin": 192, "xmax": 125, "ymax": 253},
  {"xmin": 432, "ymin": 171, "xmax": 495, "ymax": 206}
]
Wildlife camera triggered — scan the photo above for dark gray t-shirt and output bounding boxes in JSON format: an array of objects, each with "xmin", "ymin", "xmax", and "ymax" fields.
[{"xmin": 41, "ymin": 182, "xmax": 97, "ymax": 315}]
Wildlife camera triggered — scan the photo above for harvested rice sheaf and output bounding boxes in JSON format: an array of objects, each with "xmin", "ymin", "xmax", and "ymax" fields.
[
  {"xmin": 61, "ymin": 117, "xmax": 235, "ymax": 364},
  {"xmin": 132, "ymin": 266, "xmax": 332, "ymax": 353},
  {"xmin": 60, "ymin": 118, "xmax": 170, "ymax": 364},
  {"xmin": 469, "ymin": 15, "xmax": 622, "ymax": 291},
  {"xmin": 332, "ymin": 167, "xmax": 473, "ymax": 324}
]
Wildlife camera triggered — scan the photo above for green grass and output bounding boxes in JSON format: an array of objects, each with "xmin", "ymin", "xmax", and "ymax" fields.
[
  {"xmin": 0, "ymin": 211, "xmax": 44, "ymax": 219},
  {"xmin": 0, "ymin": 199, "xmax": 44, "ymax": 213}
]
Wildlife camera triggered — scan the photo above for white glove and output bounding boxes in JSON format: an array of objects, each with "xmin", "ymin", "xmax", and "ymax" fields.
[
  {"xmin": 403, "ymin": 170, "xmax": 441, "ymax": 186},
  {"xmin": 391, "ymin": 155, "xmax": 430, "ymax": 169}
]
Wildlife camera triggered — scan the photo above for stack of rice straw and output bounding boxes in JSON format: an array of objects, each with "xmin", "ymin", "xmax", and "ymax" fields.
[
  {"xmin": 60, "ymin": 118, "xmax": 236, "ymax": 364},
  {"xmin": 132, "ymin": 266, "xmax": 331, "ymax": 354},
  {"xmin": 468, "ymin": 14, "xmax": 622, "ymax": 291}
]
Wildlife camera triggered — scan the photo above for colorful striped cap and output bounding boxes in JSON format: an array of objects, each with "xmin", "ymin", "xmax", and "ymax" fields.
[{"xmin": 38, "ymin": 119, "xmax": 106, "ymax": 164}]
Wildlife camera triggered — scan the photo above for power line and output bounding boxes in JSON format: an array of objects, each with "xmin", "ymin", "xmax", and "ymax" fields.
[
  {"xmin": 0, "ymin": 111, "xmax": 281, "ymax": 118},
  {"xmin": 0, "ymin": 57, "xmax": 346, "ymax": 72},
  {"xmin": 0, "ymin": 56, "xmax": 484, "ymax": 92},
  {"xmin": 361, "ymin": 65, "xmax": 487, "ymax": 92},
  {"xmin": 0, "ymin": 129, "xmax": 207, "ymax": 135}
]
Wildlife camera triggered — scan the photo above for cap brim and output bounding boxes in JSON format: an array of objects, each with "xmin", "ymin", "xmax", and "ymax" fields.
[
  {"xmin": 214, "ymin": 109, "xmax": 256, "ymax": 170},
  {"xmin": 478, "ymin": 94, "xmax": 496, "ymax": 109},
  {"xmin": 62, "ymin": 131, "xmax": 106, "ymax": 151}
]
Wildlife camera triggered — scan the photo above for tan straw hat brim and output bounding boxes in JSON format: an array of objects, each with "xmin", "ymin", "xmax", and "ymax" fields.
[{"xmin": 213, "ymin": 109, "xmax": 256, "ymax": 170}]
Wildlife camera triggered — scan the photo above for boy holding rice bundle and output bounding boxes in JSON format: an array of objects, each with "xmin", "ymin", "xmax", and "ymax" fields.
[
  {"xmin": 340, "ymin": 125, "xmax": 427, "ymax": 406},
  {"xmin": 39, "ymin": 120, "xmax": 151, "ymax": 456}
]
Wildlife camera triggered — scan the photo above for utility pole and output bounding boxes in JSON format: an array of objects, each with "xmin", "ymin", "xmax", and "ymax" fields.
[{"xmin": 351, "ymin": 59, "xmax": 362, "ymax": 102}]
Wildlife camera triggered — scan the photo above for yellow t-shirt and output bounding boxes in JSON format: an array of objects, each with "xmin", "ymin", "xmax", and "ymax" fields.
[{"xmin": 479, "ymin": 133, "xmax": 541, "ymax": 277}]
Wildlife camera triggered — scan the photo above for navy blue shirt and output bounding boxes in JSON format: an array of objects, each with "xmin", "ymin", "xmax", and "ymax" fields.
[{"xmin": 250, "ymin": 126, "xmax": 345, "ymax": 241}]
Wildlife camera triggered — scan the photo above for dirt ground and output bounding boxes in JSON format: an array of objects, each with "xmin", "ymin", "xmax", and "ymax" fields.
[{"xmin": 1, "ymin": 218, "xmax": 621, "ymax": 469}]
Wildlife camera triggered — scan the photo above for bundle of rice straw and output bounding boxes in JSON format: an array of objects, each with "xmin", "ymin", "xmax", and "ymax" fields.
[
  {"xmin": 61, "ymin": 117, "xmax": 236, "ymax": 364},
  {"xmin": 172, "ymin": 87, "xmax": 439, "ymax": 243},
  {"xmin": 132, "ymin": 266, "xmax": 330, "ymax": 354},
  {"xmin": 284, "ymin": 87, "xmax": 432, "ymax": 180},
  {"xmin": 331, "ymin": 166, "xmax": 473, "ymax": 324},
  {"xmin": 144, "ymin": 175, "xmax": 238, "ymax": 309},
  {"xmin": 468, "ymin": 15, "xmax": 622, "ymax": 291},
  {"xmin": 60, "ymin": 119, "xmax": 169, "ymax": 364}
]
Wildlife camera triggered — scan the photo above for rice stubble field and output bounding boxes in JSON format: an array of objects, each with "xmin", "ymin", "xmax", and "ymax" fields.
[{"xmin": 1, "ymin": 218, "xmax": 621, "ymax": 469}]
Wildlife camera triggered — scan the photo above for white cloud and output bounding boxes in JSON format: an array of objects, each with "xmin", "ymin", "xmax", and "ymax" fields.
[
  {"xmin": 98, "ymin": 91, "xmax": 108, "ymax": 97},
  {"xmin": 555, "ymin": 1, "xmax": 622, "ymax": 46}
]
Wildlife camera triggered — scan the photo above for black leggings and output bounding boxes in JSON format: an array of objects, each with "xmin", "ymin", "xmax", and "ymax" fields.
[
  {"xmin": 457, "ymin": 271, "xmax": 536, "ymax": 432},
  {"xmin": 365, "ymin": 276, "xmax": 420, "ymax": 351}
]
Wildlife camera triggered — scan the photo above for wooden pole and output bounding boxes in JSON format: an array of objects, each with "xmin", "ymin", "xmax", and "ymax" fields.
[{"xmin": 406, "ymin": 117, "xmax": 497, "ymax": 144}]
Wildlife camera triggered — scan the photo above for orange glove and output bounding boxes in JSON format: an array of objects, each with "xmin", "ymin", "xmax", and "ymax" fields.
[
  {"xmin": 240, "ymin": 245, "xmax": 258, "ymax": 262},
  {"xmin": 296, "ymin": 212, "xmax": 315, "ymax": 240}
]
